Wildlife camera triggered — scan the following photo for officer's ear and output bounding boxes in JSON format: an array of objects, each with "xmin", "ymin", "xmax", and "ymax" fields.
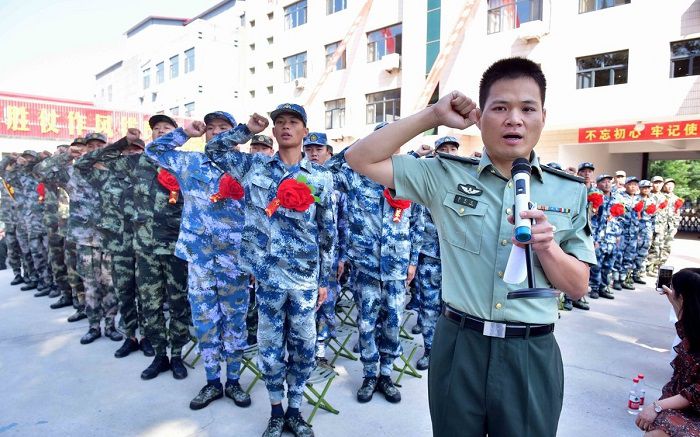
[{"xmin": 474, "ymin": 108, "xmax": 483, "ymax": 130}]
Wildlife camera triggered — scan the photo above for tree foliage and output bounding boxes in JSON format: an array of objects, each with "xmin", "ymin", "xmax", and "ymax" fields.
[{"xmin": 648, "ymin": 160, "xmax": 700, "ymax": 203}]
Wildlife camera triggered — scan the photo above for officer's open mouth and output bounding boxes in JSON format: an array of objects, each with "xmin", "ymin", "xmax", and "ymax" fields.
[{"xmin": 503, "ymin": 134, "xmax": 523, "ymax": 139}]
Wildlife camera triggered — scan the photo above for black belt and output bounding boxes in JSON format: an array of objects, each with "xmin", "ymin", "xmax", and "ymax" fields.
[{"xmin": 442, "ymin": 305, "xmax": 554, "ymax": 339}]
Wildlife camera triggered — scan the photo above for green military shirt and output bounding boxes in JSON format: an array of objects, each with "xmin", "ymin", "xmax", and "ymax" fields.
[{"xmin": 392, "ymin": 150, "xmax": 596, "ymax": 324}]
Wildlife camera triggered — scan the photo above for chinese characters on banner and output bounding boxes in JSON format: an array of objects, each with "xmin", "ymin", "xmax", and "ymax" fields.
[
  {"xmin": 578, "ymin": 120, "xmax": 700, "ymax": 143},
  {"xmin": 0, "ymin": 94, "xmax": 194, "ymax": 145}
]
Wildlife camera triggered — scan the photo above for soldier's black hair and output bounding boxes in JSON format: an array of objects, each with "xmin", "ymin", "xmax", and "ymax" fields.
[{"xmin": 478, "ymin": 57, "xmax": 547, "ymax": 109}]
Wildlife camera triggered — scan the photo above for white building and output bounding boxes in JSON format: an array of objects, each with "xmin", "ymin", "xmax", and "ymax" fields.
[{"xmin": 91, "ymin": 0, "xmax": 700, "ymax": 177}]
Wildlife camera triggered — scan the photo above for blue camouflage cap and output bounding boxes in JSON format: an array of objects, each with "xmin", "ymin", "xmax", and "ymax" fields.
[
  {"xmin": 639, "ymin": 179, "xmax": 652, "ymax": 188},
  {"xmin": 434, "ymin": 136, "xmax": 460, "ymax": 150},
  {"xmin": 270, "ymin": 103, "xmax": 307, "ymax": 125},
  {"xmin": 374, "ymin": 121, "xmax": 389, "ymax": 131},
  {"xmin": 303, "ymin": 132, "xmax": 328, "ymax": 147},
  {"xmin": 596, "ymin": 174, "xmax": 613, "ymax": 183},
  {"xmin": 204, "ymin": 111, "xmax": 236, "ymax": 127},
  {"xmin": 577, "ymin": 162, "xmax": 595, "ymax": 172},
  {"xmin": 546, "ymin": 162, "xmax": 563, "ymax": 171},
  {"xmin": 625, "ymin": 176, "xmax": 640, "ymax": 184}
]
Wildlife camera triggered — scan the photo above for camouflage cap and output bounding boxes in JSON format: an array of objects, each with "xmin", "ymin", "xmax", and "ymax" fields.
[
  {"xmin": 270, "ymin": 103, "xmax": 307, "ymax": 125},
  {"xmin": 70, "ymin": 137, "xmax": 86, "ymax": 146},
  {"xmin": 577, "ymin": 162, "xmax": 595, "ymax": 172},
  {"xmin": 84, "ymin": 132, "xmax": 108, "ymax": 144},
  {"xmin": 303, "ymin": 132, "xmax": 328, "ymax": 147},
  {"xmin": 434, "ymin": 136, "xmax": 460, "ymax": 150},
  {"xmin": 546, "ymin": 162, "xmax": 563, "ymax": 171},
  {"xmin": 596, "ymin": 174, "xmax": 613, "ymax": 183},
  {"xmin": 250, "ymin": 134, "xmax": 273, "ymax": 148},
  {"xmin": 651, "ymin": 176, "xmax": 664, "ymax": 183},
  {"xmin": 374, "ymin": 121, "xmax": 389, "ymax": 131},
  {"xmin": 204, "ymin": 111, "xmax": 236, "ymax": 127},
  {"xmin": 148, "ymin": 114, "xmax": 178, "ymax": 129},
  {"xmin": 639, "ymin": 179, "xmax": 652, "ymax": 188},
  {"xmin": 664, "ymin": 178, "xmax": 676, "ymax": 185},
  {"xmin": 625, "ymin": 176, "xmax": 640, "ymax": 184},
  {"xmin": 21, "ymin": 150, "xmax": 39, "ymax": 159}
]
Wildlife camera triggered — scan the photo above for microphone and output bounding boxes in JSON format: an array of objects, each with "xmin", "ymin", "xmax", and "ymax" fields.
[{"xmin": 511, "ymin": 158, "xmax": 532, "ymax": 243}]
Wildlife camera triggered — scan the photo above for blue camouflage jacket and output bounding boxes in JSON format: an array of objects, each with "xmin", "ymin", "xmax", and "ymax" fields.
[
  {"xmin": 591, "ymin": 192, "xmax": 623, "ymax": 248},
  {"xmin": 617, "ymin": 191, "xmax": 640, "ymax": 232},
  {"xmin": 206, "ymin": 130, "xmax": 337, "ymax": 290},
  {"xmin": 327, "ymin": 149, "xmax": 422, "ymax": 281},
  {"xmin": 146, "ymin": 126, "xmax": 253, "ymax": 274}
]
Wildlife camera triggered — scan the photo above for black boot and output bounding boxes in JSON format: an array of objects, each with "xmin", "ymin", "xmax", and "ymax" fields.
[
  {"xmin": 80, "ymin": 328, "xmax": 102, "ymax": 344},
  {"xmin": 20, "ymin": 282, "xmax": 37, "ymax": 291},
  {"xmin": 612, "ymin": 280, "xmax": 622, "ymax": 291},
  {"xmin": 170, "ymin": 356, "xmax": 188, "ymax": 380},
  {"xmin": 34, "ymin": 288, "xmax": 50, "ymax": 297},
  {"xmin": 104, "ymin": 327, "xmax": 124, "ymax": 342},
  {"xmin": 140, "ymin": 338, "xmax": 155, "ymax": 357},
  {"xmin": 67, "ymin": 307, "xmax": 87, "ymax": 322},
  {"xmin": 141, "ymin": 355, "xmax": 170, "ymax": 380},
  {"xmin": 50, "ymin": 295, "xmax": 73, "ymax": 309},
  {"xmin": 10, "ymin": 274, "xmax": 24, "ymax": 286},
  {"xmin": 632, "ymin": 273, "xmax": 646, "ymax": 284},
  {"xmin": 114, "ymin": 338, "xmax": 140, "ymax": 358}
]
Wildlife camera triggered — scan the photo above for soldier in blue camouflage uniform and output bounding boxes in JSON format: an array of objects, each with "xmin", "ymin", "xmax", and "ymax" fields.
[
  {"xmin": 15, "ymin": 151, "xmax": 54, "ymax": 296},
  {"xmin": 71, "ymin": 133, "xmax": 123, "ymax": 345},
  {"xmin": 409, "ymin": 136, "xmax": 460, "ymax": 371},
  {"xmin": 0, "ymin": 155, "xmax": 25, "ymax": 285},
  {"xmin": 325, "ymin": 123, "xmax": 422, "ymax": 405},
  {"xmin": 613, "ymin": 176, "xmax": 640, "ymax": 291},
  {"xmin": 146, "ymin": 111, "xmax": 265, "ymax": 410},
  {"xmin": 97, "ymin": 115, "xmax": 190, "ymax": 380},
  {"xmin": 632, "ymin": 180, "xmax": 654, "ymax": 284},
  {"xmin": 303, "ymin": 132, "xmax": 348, "ymax": 369},
  {"xmin": 207, "ymin": 103, "xmax": 334, "ymax": 437},
  {"xmin": 588, "ymin": 174, "xmax": 619, "ymax": 300}
]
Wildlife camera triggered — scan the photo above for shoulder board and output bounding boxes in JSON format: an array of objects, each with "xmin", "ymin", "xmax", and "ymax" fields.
[
  {"xmin": 437, "ymin": 153, "xmax": 479, "ymax": 165},
  {"xmin": 541, "ymin": 165, "xmax": 584, "ymax": 183}
]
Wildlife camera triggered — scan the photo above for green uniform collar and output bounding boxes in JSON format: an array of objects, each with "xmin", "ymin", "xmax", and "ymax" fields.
[{"xmin": 476, "ymin": 150, "xmax": 544, "ymax": 183}]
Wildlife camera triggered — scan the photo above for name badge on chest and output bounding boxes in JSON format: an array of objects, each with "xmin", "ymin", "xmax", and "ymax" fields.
[{"xmin": 454, "ymin": 194, "xmax": 477, "ymax": 209}]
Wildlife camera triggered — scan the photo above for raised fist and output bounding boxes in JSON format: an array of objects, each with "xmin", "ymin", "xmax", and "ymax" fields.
[
  {"xmin": 184, "ymin": 120, "xmax": 207, "ymax": 138},
  {"xmin": 247, "ymin": 113, "xmax": 269, "ymax": 134}
]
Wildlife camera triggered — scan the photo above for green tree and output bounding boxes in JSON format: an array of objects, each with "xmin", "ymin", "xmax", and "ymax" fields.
[{"xmin": 648, "ymin": 160, "xmax": 700, "ymax": 203}]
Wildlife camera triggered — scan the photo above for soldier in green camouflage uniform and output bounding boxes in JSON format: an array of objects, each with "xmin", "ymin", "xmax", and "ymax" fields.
[
  {"xmin": 77, "ymin": 130, "xmax": 153, "ymax": 358},
  {"xmin": 658, "ymin": 178, "xmax": 682, "ymax": 268},
  {"xmin": 33, "ymin": 142, "xmax": 87, "ymax": 320},
  {"xmin": 98, "ymin": 115, "xmax": 190, "ymax": 380},
  {"xmin": 645, "ymin": 175, "xmax": 666, "ymax": 276},
  {"xmin": 0, "ymin": 155, "xmax": 25, "ymax": 284}
]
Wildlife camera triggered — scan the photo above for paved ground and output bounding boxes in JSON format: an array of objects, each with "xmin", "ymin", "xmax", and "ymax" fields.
[{"xmin": 0, "ymin": 233, "xmax": 697, "ymax": 436}]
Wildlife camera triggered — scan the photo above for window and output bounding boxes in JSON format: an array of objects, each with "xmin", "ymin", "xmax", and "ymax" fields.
[
  {"xmin": 366, "ymin": 89, "xmax": 401, "ymax": 124},
  {"xmin": 487, "ymin": 0, "xmax": 542, "ymax": 34},
  {"xmin": 576, "ymin": 50, "xmax": 629, "ymax": 89},
  {"xmin": 325, "ymin": 99, "xmax": 346, "ymax": 129},
  {"xmin": 367, "ymin": 24, "xmax": 402, "ymax": 63},
  {"xmin": 250, "ymin": 19, "xmax": 256, "ymax": 27},
  {"xmin": 156, "ymin": 62, "xmax": 164, "ymax": 84},
  {"xmin": 184, "ymin": 102, "xmax": 195, "ymax": 117},
  {"xmin": 284, "ymin": 1, "xmax": 307, "ymax": 29},
  {"xmin": 169, "ymin": 55, "xmax": 179, "ymax": 79},
  {"xmin": 143, "ymin": 69, "xmax": 150, "ymax": 89},
  {"xmin": 267, "ymin": 36, "xmax": 274, "ymax": 44},
  {"xmin": 579, "ymin": 0, "xmax": 630, "ymax": 14},
  {"xmin": 327, "ymin": 0, "xmax": 347, "ymax": 15},
  {"xmin": 267, "ymin": 61, "xmax": 274, "ymax": 69},
  {"xmin": 250, "ymin": 66, "xmax": 256, "ymax": 74},
  {"xmin": 671, "ymin": 38, "xmax": 700, "ymax": 78},
  {"xmin": 170, "ymin": 106, "xmax": 179, "ymax": 116},
  {"xmin": 267, "ymin": 86, "xmax": 274, "ymax": 94},
  {"xmin": 267, "ymin": 12, "xmax": 274, "ymax": 20},
  {"xmin": 250, "ymin": 43, "xmax": 256, "ymax": 51},
  {"xmin": 325, "ymin": 42, "xmax": 346, "ymax": 70},
  {"xmin": 250, "ymin": 90, "xmax": 256, "ymax": 98},
  {"xmin": 284, "ymin": 52, "xmax": 307, "ymax": 82},
  {"xmin": 185, "ymin": 48, "xmax": 195, "ymax": 73},
  {"xmin": 426, "ymin": 0, "xmax": 441, "ymax": 74}
]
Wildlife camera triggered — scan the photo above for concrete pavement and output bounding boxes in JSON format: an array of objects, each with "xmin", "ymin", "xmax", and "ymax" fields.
[{"xmin": 0, "ymin": 233, "xmax": 697, "ymax": 436}]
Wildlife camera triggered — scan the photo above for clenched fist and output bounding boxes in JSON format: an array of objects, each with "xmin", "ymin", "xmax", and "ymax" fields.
[
  {"xmin": 184, "ymin": 120, "xmax": 207, "ymax": 138},
  {"xmin": 247, "ymin": 113, "xmax": 269, "ymax": 134}
]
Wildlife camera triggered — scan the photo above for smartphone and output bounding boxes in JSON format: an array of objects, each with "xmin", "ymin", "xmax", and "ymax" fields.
[{"xmin": 656, "ymin": 265, "xmax": 674, "ymax": 294}]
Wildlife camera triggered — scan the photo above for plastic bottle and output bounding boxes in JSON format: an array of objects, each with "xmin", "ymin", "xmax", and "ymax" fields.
[
  {"xmin": 637, "ymin": 373, "xmax": 646, "ymax": 410},
  {"xmin": 628, "ymin": 377, "xmax": 641, "ymax": 415}
]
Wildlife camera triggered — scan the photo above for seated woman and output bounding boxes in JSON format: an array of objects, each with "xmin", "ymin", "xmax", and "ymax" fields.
[{"xmin": 636, "ymin": 268, "xmax": 700, "ymax": 436}]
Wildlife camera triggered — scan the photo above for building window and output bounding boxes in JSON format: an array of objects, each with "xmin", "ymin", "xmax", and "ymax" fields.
[
  {"xmin": 250, "ymin": 90, "xmax": 256, "ymax": 98},
  {"xmin": 284, "ymin": 1, "xmax": 307, "ymax": 29},
  {"xmin": 327, "ymin": 0, "xmax": 347, "ymax": 15},
  {"xmin": 156, "ymin": 62, "xmax": 164, "ymax": 84},
  {"xmin": 426, "ymin": 0, "xmax": 441, "ymax": 74},
  {"xmin": 487, "ymin": 0, "xmax": 542, "ymax": 34},
  {"xmin": 250, "ymin": 43, "xmax": 256, "ymax": 51},
  {"xmin": 250, "ymin": 19, "xmax": 256, "ymax": 27},
  {"xmin": 366, "ymin": 89, "xmax": 401, "ymax": 124},
  {"xmin": 284, "ymin": 52, "xmax": 307, "ymax": 82},
  {"xmin": 671, "ymin": 38, "xmax": 700, "ymax": 78},
  {"xmin": 170, "ymin": 106, "xmax": 179, "ymax": 116},
  {"xmin": 576, "ymin": 50, "xmax": 629, "ymax": 89},
  {"xmin": 143, "ymin": 69, "xmax": 150, "ymax": 89},
  {"xmin": 367, "ymin": 24, "xmax": 402, "ymax": 63},
  {"xmin": 267, "ymin": 36, "xmax": 274, "ymax": 44},
  {"xmin": 267, "ymin": 86, "xmax": 274, "ymax": 94},
  {"xmin": 325, "ymin": 42, "xmax": 346, "ymax": 70},
  {"xmin": 267, "ymin": 61, "xmax": 274, "ymax": 69},
  {"xmin": 579, "ymin": 0, "xmax": 630, "ymax": 14},
  {"xmin": 325, "ymin": 99, "xmax": 346, "ymax": 129},
  {"xmin": 169, "ymin": 55, "xmax": 179, "ymax": 79},
  {"xmin": 184, "ymin": 102, "xmax": 195, "ymax": 117},
  {"xmin": 185, "ymin": 48, "xmax": 195, "ymax": 73},
  {"xmin": 250, "ymin": 66, "xmax": 256, "ymax": 74},
  {"xmin": 267, "ymin": 12, "xmax": 274, "ymax": 20}
]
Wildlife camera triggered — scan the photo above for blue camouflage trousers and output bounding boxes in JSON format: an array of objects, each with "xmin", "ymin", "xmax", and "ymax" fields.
[
  {"xmin": 635, "ymin": 225, "xmax": 653, "ymax": 274},
  {"xmin": 614, "ymin": 231, "xmax": 638, "ymax": 276},
  {"xmin": 414, "ymin": 254, "xmax": 442, "ymax": 351},
  {"xmin": 589, "ymin": 244, "xmax": 616, "ymax": 291},
  {"xmin": 354, "ymin": 269, "xmax": 404, "ymax": 378},
  {"xmin": 316, "ymin": 260, "xmax": 339, "ymax": 356},
  {"xmin": 257, "ymin": 282, "xmax": 316, "ymax": 408},
  {"xmin": 187, "ymin": 263, "xmax": 249, "ymax": 382}
]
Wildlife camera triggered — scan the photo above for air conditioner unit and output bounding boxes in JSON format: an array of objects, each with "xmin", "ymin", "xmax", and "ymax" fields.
[
  {"xmin": 516, "ymin": 20, "xmax": 547, "ymax": 42},
  {"xmin": 294, "ymin": 78, "xmax": 306, "ymax": 89},
  {"xmin": 381, "ymin": 53, "xmax": 401, "ymax": 72}
]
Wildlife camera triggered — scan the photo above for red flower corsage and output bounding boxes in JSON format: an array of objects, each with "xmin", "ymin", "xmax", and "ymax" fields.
[
  {"xmin": 645, "ymin": 204, "xmax": 657, "ymax": 215},
  {"xmin": 37, "ymin": 182, "xmax": 45, "ymax": 203},
  {"xmin": 658, "ymin": 200, "xmax": 668, "ymax": 209},
  {"xmin": 610, "ymin": 203, "xmax": 625, "ymax": 217},
  {"xmin": 210, "ymin": 173, "xmax": 244, "ymax": 203},
  {"xmin": 674, "ymin": 198, "xmax": 684, "ymax": 212},
  {"xmin": 383, "ymin": 188, "xmax": 411, "ymax": 222},
  {"xmin": 587, "ymin": 192, "xmax": 604, "ymax": 210},
  {"xmin": 265, "ymin": 175, "xmax": 319, "ymax": 218},
  {"xmin": 157, "ymin": 168, "xmax": 180, "ymax": 204}
]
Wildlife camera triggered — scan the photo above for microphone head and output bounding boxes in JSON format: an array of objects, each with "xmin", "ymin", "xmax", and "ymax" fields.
[{"xmin": 512, "ymin": 157, "xmax": 531, "ymax": 175}]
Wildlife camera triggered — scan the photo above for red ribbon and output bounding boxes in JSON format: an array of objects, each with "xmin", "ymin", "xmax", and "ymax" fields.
[
  {"xmin": 157, "ymin": 168, "xmax": 180, "ymax": 204},
  {"xmin": 37, "ymin": 182, "xmax": 45, "ymax": 203},
  {"xmin": 210, "ymin": 174, "xmax": 245, "ymax": 203},
  {"xmin": 383, "ymin": 188, "xmax": 411, "ymax": 222}
]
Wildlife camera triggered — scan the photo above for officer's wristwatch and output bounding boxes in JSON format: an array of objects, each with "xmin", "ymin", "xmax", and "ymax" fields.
[{"xmin": 653, "ymin": 401, "xmax": 664, "ymax": 413}]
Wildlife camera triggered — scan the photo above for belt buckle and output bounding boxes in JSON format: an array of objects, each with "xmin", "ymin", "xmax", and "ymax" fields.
[{"xmin": 482, "ymin": 321, "xmax": 506, "ymax": 338}]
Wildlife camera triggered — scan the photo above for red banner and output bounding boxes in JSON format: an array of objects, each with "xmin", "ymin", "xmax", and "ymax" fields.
[
  {"xmin": 0, "ymin": 93, "xmax": 191, "ymax": 143},
  {"xmin": 578, "ymin": 120, "xmax": 700, "ymax": 143}
]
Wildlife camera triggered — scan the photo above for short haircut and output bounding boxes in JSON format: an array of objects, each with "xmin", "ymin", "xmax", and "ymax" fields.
[{"xmin": 479, "ymin": 57, "xmax": 547, "ymax": 109}]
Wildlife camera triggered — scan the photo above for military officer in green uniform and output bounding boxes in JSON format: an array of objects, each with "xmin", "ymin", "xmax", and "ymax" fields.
[{"xmin": 345, "ymin": 57, "xmax": 595, "ymax": 437}]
